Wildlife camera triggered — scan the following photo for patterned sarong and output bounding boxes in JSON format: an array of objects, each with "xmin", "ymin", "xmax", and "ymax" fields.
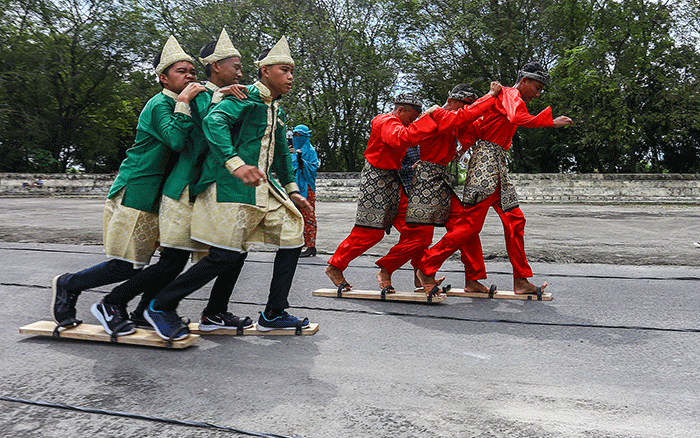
[
  {"xmin": 354, "ymin": 161, "xmax": 402, "ymax": 229},
  {"xmin": 462, "ymin": 140, "xmax": 519, "ymax": 211},
  {"xmin": 405, "ymin": 161, "xmax": 455, "ymax": 226},
  {"xmin": 103, "ymin": 188, "xmax": 159, "ymax": 267},
  {"xmin": 158, "ymin": 185, "xmax": 209, "ymax": 255},
  {"xmin": 191, "ymin": 183, "xmax": 303, "ymax": 252}
]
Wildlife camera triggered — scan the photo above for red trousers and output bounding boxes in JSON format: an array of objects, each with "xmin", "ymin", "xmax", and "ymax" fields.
[
  {"xmin": 418, "ymin": 187, "xmax": 533, "ymax": 279},
  {"xmin": 328, "ymin": 194, "xmax": 407, "ymax": 271},
  {"xmin": 376, "ymin": 195, "xmax": 475, "ymax": 274}
]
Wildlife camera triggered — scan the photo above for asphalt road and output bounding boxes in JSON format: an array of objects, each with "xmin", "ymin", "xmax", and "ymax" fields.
[{"xmin": 1, "ymin": 198, "xmax": 699, "ymax": 437}]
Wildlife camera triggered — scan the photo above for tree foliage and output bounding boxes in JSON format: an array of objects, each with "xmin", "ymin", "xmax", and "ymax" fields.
[{"xmin": 0, "ymin": 0, "xmax": 698, "ymax": 174}]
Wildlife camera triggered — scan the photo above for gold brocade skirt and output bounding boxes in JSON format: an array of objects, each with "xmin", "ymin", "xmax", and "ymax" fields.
[
  {"xmin": 158, "ymin": 186, "xmax": 209, "ymax": 258},
  {"xmin": 191, "ymin": 183, "xmax": 304, "ymax": 252},
  {"xmin": 103, "ymin": 188, "xmax": 159, "ymax": 267}
]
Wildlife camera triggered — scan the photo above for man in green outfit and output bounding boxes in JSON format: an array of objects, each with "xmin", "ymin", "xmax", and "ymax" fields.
[
  {"xmin": 90, "ymin": 29, "xmax": 254, "ymax": 334},
  {"xmin": 144, "ymin": 36, "xmax": 313, "ymax": 341}
]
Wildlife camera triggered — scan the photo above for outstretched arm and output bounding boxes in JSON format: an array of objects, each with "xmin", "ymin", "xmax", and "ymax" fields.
[{"xmin": 553, "ymin": 115, "xmax": 573, "ymax": 128}]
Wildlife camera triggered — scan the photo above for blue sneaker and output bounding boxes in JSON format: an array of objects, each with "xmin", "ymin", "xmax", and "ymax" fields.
[
  {"xmin": 257, "ymin": 311, "xmax": 310, "ymax": 332},
  {"xmin": 143, "ymin": 301, "xmax": 189, "ymax": 341}
]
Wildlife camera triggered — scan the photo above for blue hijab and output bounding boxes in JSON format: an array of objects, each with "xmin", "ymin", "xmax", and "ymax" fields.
[{"xmin": 291, "ymin": 125, "xmax": 320, "ymax": 198}]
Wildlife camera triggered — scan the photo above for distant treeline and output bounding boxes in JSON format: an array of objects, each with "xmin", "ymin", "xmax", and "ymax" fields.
[{"xmin": 1, "ymin": 0, "xmax": 699, "ymax": 174}]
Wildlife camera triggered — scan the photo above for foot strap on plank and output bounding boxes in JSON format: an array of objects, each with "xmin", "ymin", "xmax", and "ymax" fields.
[
  {"xmin": 488, "ymin": 284, "xmax": 497, "ymax": 298},
  {"xmin": 109, "ymin": 321, "xmax": 135, "ymax": 343},
  {"xmin": 336, "ymin": 282, "xmax": 350, "ymax": 298},
  {"xmin": 427, "ymin": 286, "xmax": 440, "ymax": 303},
  {"xmin": 380, "ymin": 286, "xmax": 395, "ymax": 301},
  {"xmin": 166, "ymin": 325, "xmax": 189, "ymax": 349},
  {"xmin": 52, "ymin": 318, "xmax": 82, "ymax": 337}
]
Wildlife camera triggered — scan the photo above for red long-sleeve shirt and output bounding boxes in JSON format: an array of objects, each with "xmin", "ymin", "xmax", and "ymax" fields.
[
  {"xmin": 420, "ymin": 95, "xmax": 496, "ymax": 165},
  {"xmin": 464, "ymin": 87, "xmax": 554, "ymax": 150},
  {"xmin": 364, "ymin": 113, "xmax": 437, "ymax": 170}
]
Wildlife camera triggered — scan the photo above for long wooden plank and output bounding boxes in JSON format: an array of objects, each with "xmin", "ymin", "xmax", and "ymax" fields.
[
  {"xmin": 313, "ymin": 288, "xmax": 445, "ymax": 303},
  {"xmin": 188, "ymin": 322, "xmax": 319, "ymax": 336},
  {"xmin": 19, "ymin": 321, "xmax": 198, "ymax": 349},
  {"xmin": 446, "ymin": 290, "xmax": 553, "ymax": 301}
]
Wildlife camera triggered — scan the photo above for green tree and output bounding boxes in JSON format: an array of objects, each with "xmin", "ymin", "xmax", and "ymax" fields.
[
  {"xmin": 553, "ymin": 0, "xmax": 700, "ymax": 173},
  {"xmin": 0, "ymin": 0, "xmax": 161, "ymax": 172}
]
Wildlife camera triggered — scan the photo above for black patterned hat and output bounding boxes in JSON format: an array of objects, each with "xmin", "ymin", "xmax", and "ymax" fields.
[{"xmin": 394, "ymin": 93, "xmax": 423, "ymax": 109}]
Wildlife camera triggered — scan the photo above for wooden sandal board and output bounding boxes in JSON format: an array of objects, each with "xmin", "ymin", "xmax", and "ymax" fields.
[
  {"xmin": 188, "ymin": 322, "xmax": 319, "ymax": 336},
  {"xmin": 19, "ymin": 321, "xmax": 198, "ymax": 349},
  {"xmin": 446, "ymin": 284, "xmax": 552, "ymax": 301},
  {"xmin": 313, "ymin": 286, "xmax": 445, "ymax": 303}
]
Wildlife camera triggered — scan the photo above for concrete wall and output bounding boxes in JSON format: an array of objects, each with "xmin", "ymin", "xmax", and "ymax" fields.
[{"xmin": 2, "ymin": 172, "xmax": 700, "ymax": 204}]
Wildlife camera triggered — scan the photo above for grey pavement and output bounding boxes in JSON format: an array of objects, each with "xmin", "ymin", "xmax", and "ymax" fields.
[{"xmin": 1, "ymin": 197, "xmax": 700, "ymax": 437}]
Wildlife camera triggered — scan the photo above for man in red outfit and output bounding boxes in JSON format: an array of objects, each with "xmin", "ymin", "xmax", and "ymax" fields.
[
  {"xmin": 374, "ymin": 82, "xmax": 503, "ymax": 295},
  {"xmin": 416, "ymin": 62, "xmax": 573, "ymax": 296},
  {"xmin": 325, "ymin": 94, "xmax": 438, "ymax": 290}
]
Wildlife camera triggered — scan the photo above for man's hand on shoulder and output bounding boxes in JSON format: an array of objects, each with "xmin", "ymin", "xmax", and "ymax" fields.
[
  {"xmin": 177, "ymin": 82, "xmax": 206, "ymax": 103},
  {"xmin": 488, "ymin": 81, "xmax": 503, "ymax": 98},
  {"xmin": 423, "ymin": 104, "xmax": 441, "ymax": 116},
  {"xmin": 220, "ymin": 84, "xmax": 249, "ymax": 100}
]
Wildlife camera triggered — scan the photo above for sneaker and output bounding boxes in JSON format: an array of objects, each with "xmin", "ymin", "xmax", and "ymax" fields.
[
  {"xmin": 199, "ymin": 311, "xmax": 254, "ymax": 332},
  {"xmin": 257, "ymin": 311, "xmax": 310, "ymax": 332},
  {"xmin": 129, "ymin": 310, "xmax": 150, "ymax": 328},
  {"xmin": 51, "ymin": 274, "xmax": 80, "ymax": 323},
  {"xmin": 91, "ymin": 301, "xmax": 136, "ymax": 336},
  {"xmin": 143, "ymin": 302, "xmax": 189, "ymax": 341}
]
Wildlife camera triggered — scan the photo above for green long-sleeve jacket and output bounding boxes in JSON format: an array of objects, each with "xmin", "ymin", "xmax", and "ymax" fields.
[
  {"xmin": 194, "ymin": 81, "xmax": 299, "ymax": 204},
  {"xmin": 108, "ymin": 89, "xmax": 194, "ymax": 212},
  {"xmin": 160, "ymin": 85, "xmax": 216, "ymax": 202}
]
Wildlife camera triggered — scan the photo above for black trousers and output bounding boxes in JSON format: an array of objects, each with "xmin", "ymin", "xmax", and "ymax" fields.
[
  {"xmin": 104, "ymin": 247, "xmax": 190, "ymax": 308},
  {"xmin": 152, "ymin": 246, "xmax": 301, "ymax": 312}
]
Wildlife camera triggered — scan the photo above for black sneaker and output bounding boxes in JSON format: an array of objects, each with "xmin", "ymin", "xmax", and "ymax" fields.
[
  {"xmin": 129, "ymin": 310, "xmax": 150, "ymax": 328},
  {"xmin": 51, "ymin": 274, "xmax": 80, "ymax": 323},
  {"xmin": 91, "ymin": 301, "xmax": 136, "ymax": 336},
  {"xmin": 199, "ymin": 311, "xmax": 254, "ymax": 332},
  {"xmin": 257, "ymin": 311, "xmax": 310, "ymax": 332},
  {"xmin": 143, "ymin": 302, "xmax": 189, "ymax": 341}
]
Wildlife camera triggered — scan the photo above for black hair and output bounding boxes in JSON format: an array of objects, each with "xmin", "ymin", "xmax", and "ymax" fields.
[
  {"xmin": 257, "ymin": 48, "xmax": 271, "ymax": 79},
  {"xmin": 152, "ymin": 52, "xmax": 172, "ymax": 88},
  {"xmin": 199, "ymin": 40, "xmax": 218, "ymax": 78}
]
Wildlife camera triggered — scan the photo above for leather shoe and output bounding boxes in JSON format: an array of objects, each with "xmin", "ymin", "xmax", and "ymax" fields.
[{"xmin": 300, "ymin": 247, "xmax": 317, "ymax": 257}]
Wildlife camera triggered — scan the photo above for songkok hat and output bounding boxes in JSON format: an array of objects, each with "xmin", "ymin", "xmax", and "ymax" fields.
[
  {"xmin": 293, "ymin": 125, "xmax": 313, "ymax": 136},
  {"xmin": 254, "ymin": 36, "xmax": 295, "ymax": 68},
  {"xmin": 199, "ymin": 28, "xmax": 241, "ymax": 66},
  {"xmin": 448, "ymin": 85, "xmax": 477, "ymax": 103},
  {"xmin": 517, "ymin": 63, "xmax": 551, "ymax": 86},
  {"xmin": 155, "ymin": 35, "xmax": 195, "ymax": 75},
  {"xmin": 394, "ymin": 93, "xmax": 423, "ymax": 110}
]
